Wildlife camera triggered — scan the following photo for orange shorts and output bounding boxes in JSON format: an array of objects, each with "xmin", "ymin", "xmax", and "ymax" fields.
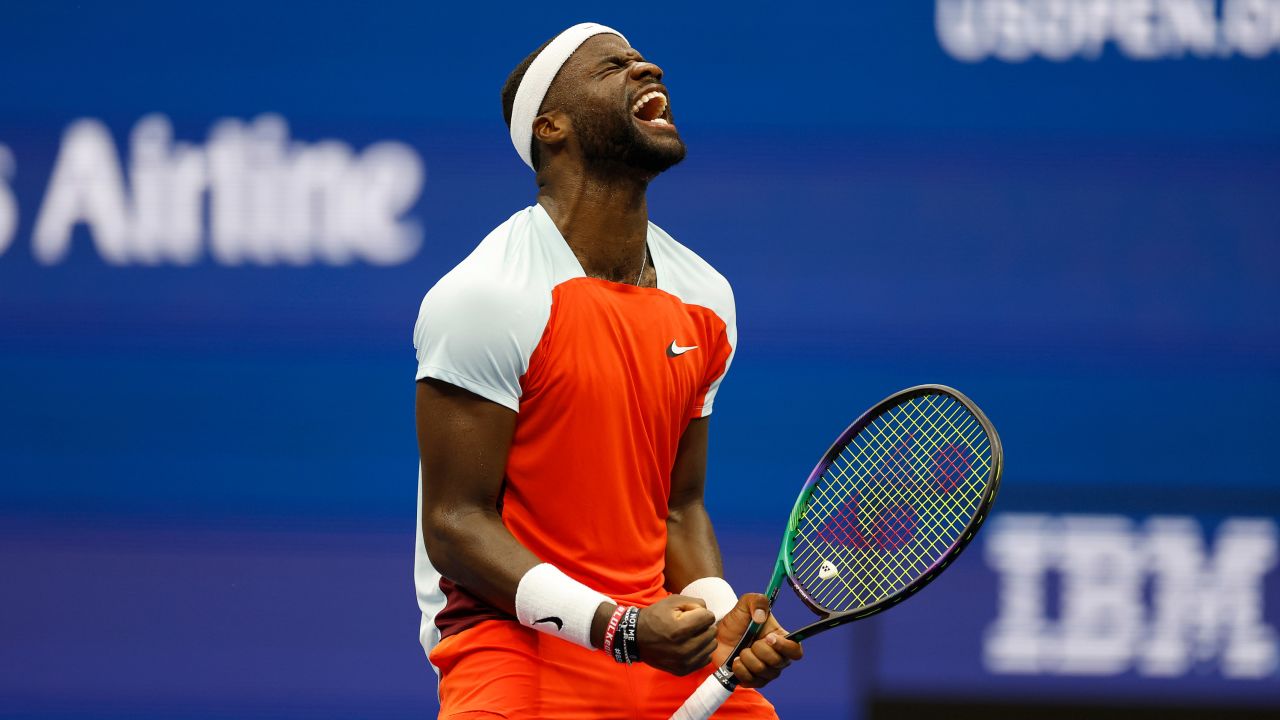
[{"xmin": 430, "ymin": 620, "xmax": 779, "ymax": 719}]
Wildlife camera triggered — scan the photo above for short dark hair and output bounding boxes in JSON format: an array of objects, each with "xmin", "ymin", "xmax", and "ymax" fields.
[{"xmin": 501, "ymin": 36, "xmax": 556, "ymax": 170}]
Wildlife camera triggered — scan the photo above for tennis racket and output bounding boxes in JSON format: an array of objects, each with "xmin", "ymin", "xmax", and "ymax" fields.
[{"xmin": 670, "ymin": 384, "xmax": 1003, "ymax": 720}]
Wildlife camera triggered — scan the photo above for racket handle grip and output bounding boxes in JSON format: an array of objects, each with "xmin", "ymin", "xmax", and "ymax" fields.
[{"xmin": 668, "ymin": 673, "xmax": 734, "ymax": 720}]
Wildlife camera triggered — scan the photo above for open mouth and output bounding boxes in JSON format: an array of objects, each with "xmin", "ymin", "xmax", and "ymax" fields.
[{"xmin": 631, "ymin": 89, "xmax": 670, "ymax": 126}]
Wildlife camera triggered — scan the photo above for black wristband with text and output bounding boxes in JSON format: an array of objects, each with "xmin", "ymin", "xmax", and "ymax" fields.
[{"xmin": 612, "ymin": 605, "xmax": 640, "ymax": 664}]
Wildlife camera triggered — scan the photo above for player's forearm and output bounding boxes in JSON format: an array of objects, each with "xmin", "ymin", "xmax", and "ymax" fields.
[
  {"xmin": 422, "ymin": 505, "xmax": 542, "ymax": 615},
  {"xmin": 664, "ymin": 502, "xmax": 725, "ymax": 592},
  {"xmin": 590, "ymin": 599, "xmax": 619, "ymax": 648},
  {"xmin": 426, "ymin": 506, "xmax": 619, "ymax": 649}
]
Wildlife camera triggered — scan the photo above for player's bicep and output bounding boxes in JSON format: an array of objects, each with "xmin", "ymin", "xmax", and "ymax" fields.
[
  {"xmin": 669, "ymin": 416, "xmax": 710, "ymax": 511},
  {"xmin": 665, "ymin": 417, "xmax": 726, "ymax": 594},
  {"xmin": 416, "ymin": 378, "xmax": 547, "ymax": 612},
  {"xmin": 416, "ymin": 378, "xmax": 516, "ymax": 522}
]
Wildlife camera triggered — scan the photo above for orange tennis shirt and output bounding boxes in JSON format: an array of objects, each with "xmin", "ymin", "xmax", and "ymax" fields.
[{"xmin": 412, "ymin": 204, "xmax": 737, "ymax": 663}]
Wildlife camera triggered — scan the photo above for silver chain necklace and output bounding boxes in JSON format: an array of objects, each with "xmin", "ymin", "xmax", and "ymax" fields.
[{"xmin": 634, "ymin": 243, "xmax": 648, "ymax": 286}]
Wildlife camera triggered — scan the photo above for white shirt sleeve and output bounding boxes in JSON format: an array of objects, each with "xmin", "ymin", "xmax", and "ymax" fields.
[
  {"xmin": 412, "ymin": 273, "xmax": 549, "ymax": 412},
  {"xmin": 697, "ymin": 283, "xmax": 737, "ymax": 417}
]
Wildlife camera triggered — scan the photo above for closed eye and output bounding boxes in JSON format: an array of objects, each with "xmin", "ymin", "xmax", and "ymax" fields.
[
  {"xmin": 595, "ymin": 56, "xmax": 629, "ymax": 77},
  {"xmin": 603, "ymin": 52, "xmax": 646, "ymax": 69}
]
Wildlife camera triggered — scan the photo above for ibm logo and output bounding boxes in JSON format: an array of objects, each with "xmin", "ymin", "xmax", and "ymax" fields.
[{"xmin": 984, "ymin": 514, "xmax": 1278, "ymax": 679}]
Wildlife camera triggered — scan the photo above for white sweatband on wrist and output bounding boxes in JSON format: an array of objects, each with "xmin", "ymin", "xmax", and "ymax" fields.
[
  {"xmin": 515, "ymin": 563, "xmax": 611, "ymax": 650},
  {"xmin": 509, "ymin": 22, "xmax": 628, "ymax": 170},
  {"xmin": 681, "ymin": 576, "xmax": 738, "ymax": 622}
]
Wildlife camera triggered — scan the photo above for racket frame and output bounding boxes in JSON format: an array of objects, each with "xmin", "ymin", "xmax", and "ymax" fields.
[
  {"xmin": 783, "ymin": 383, "xmax": 1002, "ymax": 639},
  {"xmin": 717, "ymin": 384, "xmax": 1002, "ymax": 679}
]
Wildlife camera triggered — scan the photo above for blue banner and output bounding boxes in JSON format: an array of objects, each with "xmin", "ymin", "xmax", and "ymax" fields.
[{"xmin": 1, "ymin": 2, "xmax": 1277, "ymax": 717}]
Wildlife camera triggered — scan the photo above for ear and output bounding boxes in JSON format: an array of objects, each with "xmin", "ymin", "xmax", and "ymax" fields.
[{"xmin": 532, "ymin": 110, "xmax": 571, "ymax": 155}]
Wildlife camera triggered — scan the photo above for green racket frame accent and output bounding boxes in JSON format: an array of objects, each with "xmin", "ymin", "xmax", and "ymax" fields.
[{"xmin": 715, "ymin": 484, "xmax": 816, "ymax": 670}]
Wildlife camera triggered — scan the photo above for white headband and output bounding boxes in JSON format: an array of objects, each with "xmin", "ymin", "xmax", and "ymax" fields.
[{"xmin": 509, "ymin": 22, "xmax": 628, "ymax": 170}]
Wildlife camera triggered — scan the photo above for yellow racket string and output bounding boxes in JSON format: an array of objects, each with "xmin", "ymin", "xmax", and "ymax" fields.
[
  {"xmin": 795, "ymin": 396, "xmax": 985, "ymax": 584},
  {"xmin": 794, "ymin": 407, "xmax": 985, "ymax": 608},
  {"xmin": 794, "ymin": 397, "xmax": 989, "ymax": 608},
  {"xmin": 800, "ymin": 399, "xmax": 988, "ymax": 607},
  {"xmin": 790, "ymin": 393, "xmax": 992, "ymax": 612}
]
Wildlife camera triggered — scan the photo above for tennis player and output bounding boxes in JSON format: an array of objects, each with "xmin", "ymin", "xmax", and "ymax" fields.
[{"xmin": 413, "ymin": 23, "xmax": 802, "ymax": 718}]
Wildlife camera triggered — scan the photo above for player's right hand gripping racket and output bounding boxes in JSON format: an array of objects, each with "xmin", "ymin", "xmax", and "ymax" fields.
[{"xmin": 670, "ymin": 384, "xmax": 1003, "ymax": 720}]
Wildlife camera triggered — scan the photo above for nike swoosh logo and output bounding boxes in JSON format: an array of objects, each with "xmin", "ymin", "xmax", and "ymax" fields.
[
  {"xmin": 667, "ymin": 341, "xmax": 698, "ymax": 357},
  {"xmin": 534, "ymin": 616, "xmax": 564, "ymax": 631}
]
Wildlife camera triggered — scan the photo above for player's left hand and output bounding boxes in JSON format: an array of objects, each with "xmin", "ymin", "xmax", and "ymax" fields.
[{"xmin": 712, "ymin": 593, "xmax": 803, "ymax": 688}]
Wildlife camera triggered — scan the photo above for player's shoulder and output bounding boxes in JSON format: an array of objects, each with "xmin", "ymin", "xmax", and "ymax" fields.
[
  {"xmin": 420, "ymin": 206, "xmax": 559, "ymax": 314},
  {"xmin": 414, "ymin": 206, "xmax": 568, "ymax": 348},
  {"xmin": 647, "ymin": 220, "xmax": 735, "ymax": 320}
]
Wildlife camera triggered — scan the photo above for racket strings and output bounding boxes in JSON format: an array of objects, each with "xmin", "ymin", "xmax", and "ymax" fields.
[
  {"xmin": 797, "ymin": 396, "xmax": 989, "ymax": 606},
  {"xmin": 795, "ymin": 411, "xmax": 983, "ymax": 608},
  {"xmin": 789, "ymin": 393, "xmax": 992, "ymax": 612},
  {"xmin": 808, "ymin": 397, "xmax": 988, "ymax": 603},
  {"xmin": 798, "ymin": 397, "xmax": 986, "ymax": 564}
]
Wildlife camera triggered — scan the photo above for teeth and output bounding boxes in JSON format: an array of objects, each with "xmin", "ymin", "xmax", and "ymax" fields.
[
  {"xmin": 651, "ymin": 118, "xmax": 668, "ymax": 125},
  {"xmin": 631, "ymin": 90, "xmax": 668, "ymax": 115}
]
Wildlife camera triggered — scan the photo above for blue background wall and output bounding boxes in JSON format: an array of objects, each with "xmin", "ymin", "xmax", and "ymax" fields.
[{"xmin": 2, "ymin": 2, "xmax": 1278, "ymax": 717}]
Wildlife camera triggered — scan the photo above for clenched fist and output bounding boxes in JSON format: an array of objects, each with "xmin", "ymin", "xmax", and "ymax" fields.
[{"xmin": 635, "ymin": 594, "xmax": 718, "ymax": 676}]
